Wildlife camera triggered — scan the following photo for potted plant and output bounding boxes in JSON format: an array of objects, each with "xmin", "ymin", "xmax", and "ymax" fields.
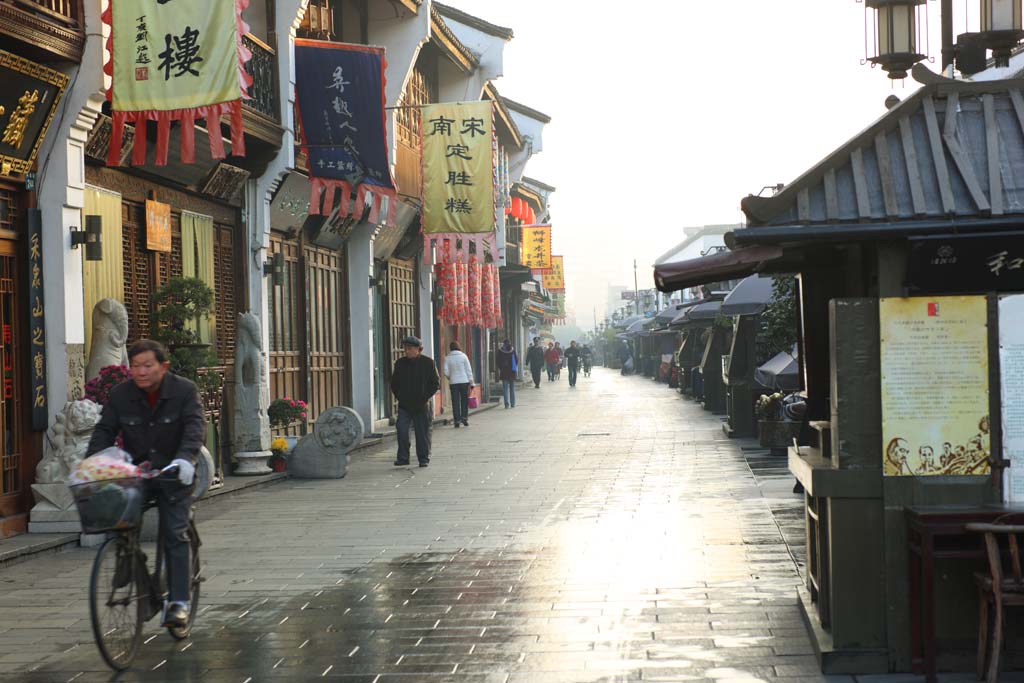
[
  {"xmin": 150, "ymin": 277, "xmax": 221, "ymax": 397},
  {"xmin": 756, "ymin": 392, "xmax": 801, "ymax": 450},
  {"xmin": 269, "ymin": 437, "xmax": 289, "ymax": 472},
  {"xmin": 268, "ymin": 397, "xmax": 307, "ymax": 445}
]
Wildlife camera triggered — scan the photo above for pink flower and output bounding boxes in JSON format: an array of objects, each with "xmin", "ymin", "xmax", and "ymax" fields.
[
  {"xmin": 300, "ymin": 412, "xmax": 307, "ymax": 418},
  {"xmin": 298, "ymin": 401, "xmax": 306, "ymax": 408},
  {"xmin": 289, "ymin": 400, "xmax": 296, "ymax": 407}
]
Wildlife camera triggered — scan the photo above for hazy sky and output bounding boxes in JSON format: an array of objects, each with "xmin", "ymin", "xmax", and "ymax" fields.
[{"xmin": 447, "ymin": 0, "xmax": 967, "ymax": 326}]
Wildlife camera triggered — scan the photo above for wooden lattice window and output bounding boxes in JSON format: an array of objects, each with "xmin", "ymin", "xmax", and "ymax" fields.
[
  {"xmin": 0, "ymin": 188, "xmax": 19, "ymax": 235},
  {"xmin": 396, "ymin": 58, "xmax": 436, "ymax": 148},
  {"xmin": 213, "ymin": 222, "xmax": 237, "ymax": 362},
  {"xmin": 122, "ymin": 201, "xmax": 154, "ymax": 343}
]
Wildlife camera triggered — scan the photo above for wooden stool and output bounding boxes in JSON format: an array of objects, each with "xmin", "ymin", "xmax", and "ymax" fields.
[{"xmin": 966, "ymin": 522, "xmax": 1024, "ymax": 683}]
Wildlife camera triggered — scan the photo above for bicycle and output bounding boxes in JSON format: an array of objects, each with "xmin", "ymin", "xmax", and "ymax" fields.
[
  {"xmin": 74, "ymin": 464, "xmax": 202, "ymax": 671},
  {"xmin": 582, "ymin": 359, "xmax": 592, "ymax": 377}
]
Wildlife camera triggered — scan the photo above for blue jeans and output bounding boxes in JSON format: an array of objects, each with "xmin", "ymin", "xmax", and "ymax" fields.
[
  {"xmin": 396, "ymin": 407, "xmax": 432, "ymax": 463},
  {"xmin": 502, "ymin": 380, "xmax": 516, "ymax": 407}
]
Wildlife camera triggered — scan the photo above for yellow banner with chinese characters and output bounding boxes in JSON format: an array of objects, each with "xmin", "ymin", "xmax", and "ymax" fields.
[
  {"xmin": 421, "ymin": 101, "xmax": 495, "ymax": 254},
  {"xmin": 543, "ymin": 255, "xmax": 564, "ymax": 291},
  {"xmin": 522, "ymin": 225, "xmax": 552, "ymax": 269}
]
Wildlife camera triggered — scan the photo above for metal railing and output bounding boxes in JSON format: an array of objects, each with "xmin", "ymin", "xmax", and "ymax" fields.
[{"xmin": 242, "ymin": 34, "xmax": 279, "ymax": 122}]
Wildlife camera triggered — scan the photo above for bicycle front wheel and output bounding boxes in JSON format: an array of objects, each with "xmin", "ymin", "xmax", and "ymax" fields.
[{"xmin": 89, "ymin": 536, "xmax": 144, "ymax": 671}]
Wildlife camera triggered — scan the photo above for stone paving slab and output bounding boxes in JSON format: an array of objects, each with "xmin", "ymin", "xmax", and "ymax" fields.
[{"xmin": 0, "ymin": 369, "xmax": 1001, "ymax": 682}]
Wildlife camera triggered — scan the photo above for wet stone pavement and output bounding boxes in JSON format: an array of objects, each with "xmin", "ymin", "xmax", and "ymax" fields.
[{"xmin": 0, "ymin": 369, "xmax": 906, "ymax": 682}]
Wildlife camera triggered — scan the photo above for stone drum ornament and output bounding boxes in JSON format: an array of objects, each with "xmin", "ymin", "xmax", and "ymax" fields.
[
  {"xmin": 232, "ymin": 312, "xmax": 272, "ymax": 475},
  {"xmin": 86, "ymin": 298, "xmax": 129, "ymax": 381},
  {"xmin": 288, "ymin": 406, "xmax": 364, "ymax": 479}
]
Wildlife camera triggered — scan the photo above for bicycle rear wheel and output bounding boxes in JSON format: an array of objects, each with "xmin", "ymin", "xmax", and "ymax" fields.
[
  {"xmin": 89, "ymin": 536, "xmax": 144, "ymax": 670},
  {"xmin": 167, "ymin": 520, "xmax": 201, "ymax": 640}
]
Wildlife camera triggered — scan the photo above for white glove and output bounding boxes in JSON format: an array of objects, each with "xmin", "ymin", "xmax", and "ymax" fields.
[{"xmin": 171, "ymin": 458, "xmax": 195, "ymax": 486}]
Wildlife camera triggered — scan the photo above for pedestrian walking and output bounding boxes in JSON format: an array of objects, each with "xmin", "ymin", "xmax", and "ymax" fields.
[
  {"xmin": 443, "ymin": 341, "xmax": 474, "ymax": 428},
  {"xmin": 526, "ymin": 337, "xmax": 546, "ymax": 388},
  {"xmin": 390, "ymin": 335, "xmax": 440, "ymax": 467},
  {"xmin": 544, "ymin": 342, "xmax": 560, "ymax": 382},
  {"xmin": 554, "ymin": 342, "xmax": 563, "ymax": 380},
  {"xmin": 496, "ymin": 339, "xmax": 518, "ymax": 408},
  {"xmin": 565, "ymin": 340, "xmax": 581, "ymax": 388}
]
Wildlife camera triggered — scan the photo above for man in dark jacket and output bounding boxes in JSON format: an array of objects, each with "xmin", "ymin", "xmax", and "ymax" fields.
[
  {"xmin": 526, "ymin": 337, "xmax": 545, "ymax": 388},
  {"xmin": 565, "ymin": 340, "xmax": 582, "ymax": 388},
  {"xmin": 86, "ymin": 339, "xmax": 205, "ymax": 628},
  {"xmin": 390, "ymin": 335, "xmax": 440, "ymax": 467}
]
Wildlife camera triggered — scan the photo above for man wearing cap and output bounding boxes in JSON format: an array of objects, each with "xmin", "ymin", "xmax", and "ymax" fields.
[{"xmin": 390, "ymin": 335, "xmax": 440, "ymax": 467}]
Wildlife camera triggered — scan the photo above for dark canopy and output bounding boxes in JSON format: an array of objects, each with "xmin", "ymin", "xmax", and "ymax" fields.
[{"xmin": 721, "ymin": 274, "xmax": 774, "ymax": 316}]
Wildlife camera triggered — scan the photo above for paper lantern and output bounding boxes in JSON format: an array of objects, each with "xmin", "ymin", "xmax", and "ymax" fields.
[{"xmin": 527, "ymin": 206, "xmax": 535, "ymax": 225}]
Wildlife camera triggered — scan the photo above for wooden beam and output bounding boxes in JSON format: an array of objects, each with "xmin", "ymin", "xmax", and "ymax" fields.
[
  {"xmin": 797, "ymin": 188, "xmax": 811, "ymax": 222},
  {"xmin": 898, "ymin": 117, "xmax": 927, "ymax": 216},
  {"xmin": 850, "ymin": 148, "xmax": 873, "ymax": 219},
  {"xmin": 922, "ymin": 96, "xmax": 956, "ymax": 214},
  {"xmin": 874, "ymin": 132, "xmax": 900, "ymax": 217},
  {"xmin": 824, "ymin": 169, "xmax": 839, "ymax": 221},
  {"xmin": 984, "ymin": 93, "xmax": 1004, "ymax": 216},
  {"xmin": 942, "ymin": 91, "xmax": 991, "ymax": 213}
]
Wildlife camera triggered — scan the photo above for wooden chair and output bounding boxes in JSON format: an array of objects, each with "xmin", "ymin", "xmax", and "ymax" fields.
[{"xmin": 966, "ymin": 522, "xmax": 1024, "ymax": 683}]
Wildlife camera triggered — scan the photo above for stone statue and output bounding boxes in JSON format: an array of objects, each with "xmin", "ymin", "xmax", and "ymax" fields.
[
  {"xmin": 288, "ymin": 406, "xmax": 364, "ymax": 479},
  {"xmin": 232, "ymin": 311, "xmax": 272, "ymax": 475},
  {"xmin": 86, "ymin": 298, "xmax": 129, "ymax": 381},
  {"xmin": 29, "ymin": 399, "xmax": 103, "ymax": 532}
]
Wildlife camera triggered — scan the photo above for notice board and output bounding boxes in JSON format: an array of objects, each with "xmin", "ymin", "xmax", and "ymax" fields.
[{"xmin": 1000, "ymin": 295, "xmax": 1024, "ymax": 503}]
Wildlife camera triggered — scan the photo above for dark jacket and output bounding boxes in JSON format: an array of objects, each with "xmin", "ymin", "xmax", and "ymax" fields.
[
  {"xmin": 390, "ymin": 354, "xmax": 440, "ymax": 413},
  {"xmin": 526, "ymin": 345, "xmax": 546, "ymax": 370},
  {"xmin": 496, "ymin": 346, "xmax": 518, "ymax": 381},
  {"xmin": 565, "ymin": 347, "xmax": 581, "ymax": 369},
  {"xmin": 86, "ymin": 373, "xmax": 206, "ymax": 468}
]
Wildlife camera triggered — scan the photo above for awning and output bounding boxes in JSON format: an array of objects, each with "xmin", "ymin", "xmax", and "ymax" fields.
[
  {"xmin": 653, "ymin": 304, "xmax": 687, "ymax": 326},
  {"xmin": 721, "ymin": 274, "xmax": 775, "ymax": 317},
  {"xmin": 613, "ymin": 315, "xmax": 643, "ymax": 330},
  {"xmin": 654, "ymin": 245, "xmax": 783, "ymax": 293},
  {"xmin": 755, "ymin": 347, "xmax": 800, "ymax": 391},
  {"xmin": 499, "ymin": 264, "xmax": 535, "ymax": 288},
  {"xmin": 670, "ymin": 300, "xmax": 721, "ymax": 327}
]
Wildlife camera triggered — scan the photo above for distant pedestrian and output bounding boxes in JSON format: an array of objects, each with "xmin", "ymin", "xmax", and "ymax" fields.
[
  {"xmin": 496, "ymin": 339, "xmax": 518, "ymax": 408},
  {"xmin": 565, "ymin": 340, "xmax": 581, "ymax": 388},
  {"xmin": 526, "ymin": 337, "xmax": 546, "ymax": 388},
  {"xmin": 443, "ymin": 341, "xmax": 474, "ymax": 428},
  {"xmin": 554, "ymin": 342, "xmax": 563, "ymax": 380},
  {"xmin": 544, "ymin": 342, "xmax": 560, "ymax": 382},
  {"xmin": 390, "ymin": 336, "xmax": 440, "ymax": 467}
]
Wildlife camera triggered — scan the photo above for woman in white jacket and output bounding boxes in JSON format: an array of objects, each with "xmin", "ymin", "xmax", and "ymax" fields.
[{"xmin": 443, "ymin": 341, "xmax": 475, "ymax": 428}]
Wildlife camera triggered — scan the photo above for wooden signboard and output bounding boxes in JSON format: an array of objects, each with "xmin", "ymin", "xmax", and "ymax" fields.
[{"xmin": 145, "ymin": 199, "xmax": 171, "ymax": 252}]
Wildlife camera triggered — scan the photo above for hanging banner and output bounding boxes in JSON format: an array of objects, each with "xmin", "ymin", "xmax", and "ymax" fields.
[
  {"xmin": 1000, "ymin": 295, "xmax": 1024, "ymax": 503},
  {"xmin": 421, "ymin": 101, "xmax": 496, "ymax": 262},
  {"xmin": 542, "ymin": 255, "xmax": 564, "ymax": 291},
  {"xmin": 522, "ymin": 225, "xmax": 552, "ymax": 270},
  {"xmin": 27, "ymin": 209, "xmax": 47, "ymax": 430},
  {"xmin": 104, "ymin": 0, "xmax": 253, "ymax": 166},
  {"xmin": 880, "ymin": 296, "xmax": 990, "ymax": 476},
  {"xmin": 0, "ymin": 51, "xmax": 69, "ymax": 177},
  {"xmin": 294, "ymin": 40, "xmax": 396, "ymax": 225}
]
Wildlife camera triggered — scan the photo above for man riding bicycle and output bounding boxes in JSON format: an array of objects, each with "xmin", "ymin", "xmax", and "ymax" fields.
[
  {"xmin": 581, "ymin": 345, "xmax": 593, "ymax": 376},
  {"xmin": 86, "ymin": 339, "xmax": 205, "ymax": 629}
]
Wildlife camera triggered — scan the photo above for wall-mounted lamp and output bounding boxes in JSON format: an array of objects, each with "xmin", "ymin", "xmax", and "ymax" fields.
[
  {"xmin": 264, "ymin": 252, "xmax": 284, "ymax": 287},
  {"xmin": 70, "ymin": 215, "xmax": 103, "ymax": 261}
]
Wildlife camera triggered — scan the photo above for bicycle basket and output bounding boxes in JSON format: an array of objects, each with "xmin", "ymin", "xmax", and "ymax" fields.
[{"xmin": 70, "ymin": 477, "xmax": 145, "ymax": 534}]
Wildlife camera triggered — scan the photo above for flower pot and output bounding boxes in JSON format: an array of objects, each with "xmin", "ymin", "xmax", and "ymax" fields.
[{"xmin": 758, "ymin": 420, "xmax": 801, "ymax": 449}]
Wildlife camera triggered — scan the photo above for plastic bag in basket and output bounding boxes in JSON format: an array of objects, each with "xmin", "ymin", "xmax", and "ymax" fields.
[{"xmin": 70, "ymin": 448, "xmax": 139, "ymax": 485}]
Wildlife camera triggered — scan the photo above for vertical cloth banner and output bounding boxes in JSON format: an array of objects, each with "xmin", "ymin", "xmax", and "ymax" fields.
[
  {"xmin": 104, "ymin": 0, "xmax": 253, "ymax": 166},
  {"xmin": 468, "ymin": 256, "xmax": 482, "ymax": 327},
  {"xmin": 543, "ymin": 255, "xmax": 565, "ymax": 291},
  {"xmin": 522, "ymin": 225, "xmax": 552, "ymax": 270},
  {"xmin": 294, "ymin": 40, "xmax": 397, "ymax": 225},
  {"xmin": 421, "ymin": 101, "xmax": 497, "ymax": 263}
]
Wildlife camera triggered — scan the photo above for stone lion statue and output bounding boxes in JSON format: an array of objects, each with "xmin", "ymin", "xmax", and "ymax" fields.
[
  {"xmin": 235, "ymin": 311, "xmax": 262, "ymax": 386},
  {"xmin": 36, "ymin": 399, "xmax": 103, "ymax": 485},
  {"xmin": 86, "ymin": 298, "xmax": 129, "ymax": 381}
]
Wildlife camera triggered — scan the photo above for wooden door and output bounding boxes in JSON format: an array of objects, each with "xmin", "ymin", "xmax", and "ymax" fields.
[
  {"xmin": 268, "ymin": 234, "xmax": 304, "ymax": 428},
  {"xmin": 303, "ymin": 243, "xmax": 348, "ymax": 422},
  {"xmin": 387, "ymin": 257, "xmax": 417, "ymax": 415},
  {"xmin": 0, "ymin": 238, "xmax": 23, "ymax": 523}
]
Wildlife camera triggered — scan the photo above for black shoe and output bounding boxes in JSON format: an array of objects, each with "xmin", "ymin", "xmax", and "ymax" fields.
[
  {"xmin": 454, "ymin": 423, "xmax": 460, "ymax": 429},
  {"xmin": 418, "ymin": 461, "xmax": 429, "ymax": 468},
  {"xmin": 163, "ymin": 602, "xmax": 189, "ymax": 628},
  {"xmin": 462, "ymin": 420, "xmax": 469, "ymax": 427},
  {"xmin": 394, "ymin": 460, "xmax": 410, "ymax": 466}
]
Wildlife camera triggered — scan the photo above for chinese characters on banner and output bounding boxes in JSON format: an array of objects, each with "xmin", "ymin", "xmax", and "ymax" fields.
[
  {"xmin": 421, "ymin": 101, "xmax": 497, "ymax": 263},
  {"xmin": 146, "ymin": 199, "xmax": 171, "ymax": 252},
  {"xmin": 880, "ymin": 296, "xmax": 990, "ymax": 477},
  {"xmin": 999, "ymin": 295, "xmax": 1024, "ymax": 503},
  {"xmin": 542, "ymin": 255, "xmax": 565, "ymax": 291},
  {"xmin": 294, "ymin": 40, "xmax": 397, "ymax": 225},
  {"xmin": 521, "ymin": 225, "xmax": 552, "ymax": 270},
  {"xmin": 0, "ymin": 51, "xmax": 68, "ymax": 177},
  {"xmin": 27, "ymin": 209, "xmax": 46, "ymax": 430},
  {"xmin": 104, "ymin": 0, "xmax": 253, "ymax": 166}
]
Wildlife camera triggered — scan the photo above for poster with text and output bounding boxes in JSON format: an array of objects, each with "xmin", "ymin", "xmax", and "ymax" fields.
[
  {"xmin": 1000, "ymin": 295, "xmax": 1024, "ymax": 502},
  {"xmin": 880, "ymin": 296, "xmax": 990, "ymax": 476}
]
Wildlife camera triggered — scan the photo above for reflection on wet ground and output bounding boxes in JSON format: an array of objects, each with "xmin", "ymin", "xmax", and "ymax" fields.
[{"xmin": 8, "ymin": 371, "xmax": 832, "ymax": 682}]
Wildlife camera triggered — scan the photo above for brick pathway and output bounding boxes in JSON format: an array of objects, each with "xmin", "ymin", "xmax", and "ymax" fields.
[{"xmin": 0, "ymin": 368, "xmax": 858, "ymax": 682}]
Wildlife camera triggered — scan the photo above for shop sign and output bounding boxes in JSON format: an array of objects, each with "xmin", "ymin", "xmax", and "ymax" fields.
[
  {"xmin": 999, "ymin": 294, "xmax": 1024, "ymax": 503},
  {"xmin": 146, "ymin": 199, "xmax": 171, "ymax": 252},
  {"xmin": 294, "ymin": 40, "xmax": 396, "ymax": 224},
  {"xmin": 421, "ymin": 100, "xmax": 497, "ymax": 263},
  {"xmin": 542, "ymin": 255, "xmax": 564, "ymax": 291},
  {"xmin": 621, "ymin": 291, "xmax": 636, "ymax": 300},
  {"xmin": 27, "ymin": 209, "xmax": 47, "ymax": 430},
  {"xmin": 521, "ymin": 225, "xmax": 552, "ymax": 269},
  {"xmin": 0, "ymin": 51, "xmax": 69, "ymax": 178},
  {"xmin": 880, "ymin": 296, "xmax": 990, "ymax": 477},
  {"xmin": 908, "ymin": 234, "xmax": 1024, "ymax": 293}
]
